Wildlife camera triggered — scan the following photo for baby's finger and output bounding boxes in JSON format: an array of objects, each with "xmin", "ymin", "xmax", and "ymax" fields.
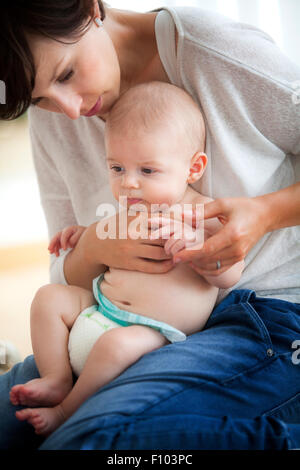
[
  {"xmin": 54, "ymin": 241, "xmax": 61, "ymax": 257},
  {"xmin": 149, "ymin": 226, "xmax": 172, "ymax": 240},
  {"xmin": 169, "ymin": 239, "xmax": 186, "ymax": 256},
  {"xmin": 150, "ymin": 219, "xmax": 185, "ymax": 240},
  {"xmin": 164, "ymin": 237, "xmax": 177, "ymax": 255},
  {"xmin": 68, "ymin": 230, "xmax": 83, "ymax": 247},
  {"xmin": 68, "ymin": 233, "xmax": 78, "ymax": 247},
  {"xmin": 49, "ymin": 240, "xmax": 58, "ymax": 253},
  {"xmin": 60, "ymin": 227, "xmax": 76, "ymax": 250},
  {"xmin": 48, "ymin": 243, "xmax": 54, "ymax": 252},
  {"xmin": 48, "ymin": 232, "xmax": 61, "ymax": 251},
  {"xmin": 148, "ymin": 216, "xmax": 177, "ymax": 229},
  {"xmin": 49, "ymin": 241, "xmax": 60, "ymax": 257}
]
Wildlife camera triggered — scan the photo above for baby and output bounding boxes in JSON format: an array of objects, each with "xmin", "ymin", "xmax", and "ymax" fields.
[{"xmin": 10, "ymin": 82, "xmax": 244, "ymax": 435}]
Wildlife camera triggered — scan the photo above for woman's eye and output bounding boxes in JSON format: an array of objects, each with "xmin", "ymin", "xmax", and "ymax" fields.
[{"xmin": 58, "ymin": 70, "xmax": 74, "ymax": 83}]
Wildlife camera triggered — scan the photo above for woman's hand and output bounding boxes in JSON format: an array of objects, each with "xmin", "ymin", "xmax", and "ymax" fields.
[
  {"xmin": 172, "ymin": 197, "xmax": 269, "ymax": 275},
  {"xmin": 64, "ymin": 211, "xmax": 175, "ymax": 289},
  {"xmin": 83, "ymin": 211, "xmax": 174, "ymax": 274}
]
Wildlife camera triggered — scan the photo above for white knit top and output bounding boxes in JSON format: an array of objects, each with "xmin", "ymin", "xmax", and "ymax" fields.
[{"xmin": 28, "ymin": 7, "xmax": 300, "ymax": 304}]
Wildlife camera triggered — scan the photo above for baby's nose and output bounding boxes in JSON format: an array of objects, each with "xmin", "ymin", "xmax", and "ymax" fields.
[{"xmin": 122, "ymin": 174, "xmax": 140, "ymax": 188}]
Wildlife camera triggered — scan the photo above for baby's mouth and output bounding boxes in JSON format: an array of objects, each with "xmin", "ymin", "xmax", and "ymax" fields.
[{"xmin": 127, "ymin": 198, "xmax": 143, "ymax": 205}]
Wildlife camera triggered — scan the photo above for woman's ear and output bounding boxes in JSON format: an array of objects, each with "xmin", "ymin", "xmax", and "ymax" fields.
[
  {"xmin": 187, "ymin": 152, "xmax": 208, "ymax": 184},
  {"xmin": 93, "ymin": 0, "xmax": 101, "ymax": 19}
]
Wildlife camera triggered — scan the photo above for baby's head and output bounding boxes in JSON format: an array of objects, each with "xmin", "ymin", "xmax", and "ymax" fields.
[{"xmin": 105, "ymin": 81, "xmax": 207, "ymax": 208}]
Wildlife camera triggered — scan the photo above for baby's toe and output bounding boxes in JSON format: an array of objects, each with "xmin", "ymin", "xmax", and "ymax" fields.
[
  {"xmin": 15, "ymin": 408, "xmax": 33, "ymax": 421},
  {"xmin": 10, "ymin": 386, "xmax": 22, "ymax": 405}
]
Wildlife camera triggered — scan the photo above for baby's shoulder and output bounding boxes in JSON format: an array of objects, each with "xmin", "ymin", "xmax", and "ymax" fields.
[
  {"xmin": 189, "ymin": 188, "xmax": 213, "ymax": 206},
  {"xmin": 191, "ymin": 194, "xmax": 213, "ymax": 206},
  {"xmin": 183, "ymin": 185, "xmax": 213, "ymax": 206},
  {"xmin": 189, "ymin": 193, "xmax": 222, "ymax": 237}
]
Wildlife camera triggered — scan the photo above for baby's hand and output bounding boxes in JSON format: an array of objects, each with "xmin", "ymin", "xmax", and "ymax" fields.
[
  {"xmin": 48, "ymin": 225, "xmax": 86, "ymax": 257},
  {"xmin": 149, "ymin": 215, "xmax": 204, "ymax": 257},
  {"xmin": 164, "ymin": 236, "xmax": 187, "ymax": 256}
]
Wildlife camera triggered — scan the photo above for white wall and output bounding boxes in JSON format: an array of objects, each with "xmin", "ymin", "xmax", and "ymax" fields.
[
  {"xmin": 0, "ymin": 0, "xmax": 299, "ymax": 247},
  {"xmin": 109, "ymin": 0, "xmax": 300, "ymax": 66}
]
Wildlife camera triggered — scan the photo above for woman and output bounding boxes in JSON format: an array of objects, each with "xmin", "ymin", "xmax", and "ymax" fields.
[{"xmin": 0, "ymin": 0, "xmax": 300, "ymax": 450}]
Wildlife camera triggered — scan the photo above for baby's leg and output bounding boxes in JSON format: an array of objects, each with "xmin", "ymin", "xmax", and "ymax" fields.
[
  {"xmin": 10, "ymin": 284, "xmax": 95, "ymax": 407},
  {"xmin": 16, "ymin": 325, "xmax": 168, "ymax": 435}
]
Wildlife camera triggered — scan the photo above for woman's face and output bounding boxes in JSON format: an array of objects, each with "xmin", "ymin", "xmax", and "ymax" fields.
[{"xmin": 28, "ymin": 22, "xmax": 121, "ymax": 120}]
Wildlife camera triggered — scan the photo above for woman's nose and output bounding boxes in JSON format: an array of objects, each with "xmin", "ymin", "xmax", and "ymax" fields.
[{"xmin": 51, "ymin": 91, "xmax": 83, "ymax": 120}]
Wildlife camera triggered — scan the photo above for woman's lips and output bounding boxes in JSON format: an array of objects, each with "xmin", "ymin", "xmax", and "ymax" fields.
[{"xmin": 84, "ymin": 97, "xmax": 102, "ymax": 117}]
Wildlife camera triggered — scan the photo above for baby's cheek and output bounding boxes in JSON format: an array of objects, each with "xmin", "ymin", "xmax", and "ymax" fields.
[
  {"xmin": 159, "ymin": 186, "xmax": 184, "ymax": 206},
  {"xmin": 109, "ymin": 180, "xmax": 120, "ymax": 200},
  {"xmin": 148, "ymin": 184, "xmax": 178, "ymax": 206}
]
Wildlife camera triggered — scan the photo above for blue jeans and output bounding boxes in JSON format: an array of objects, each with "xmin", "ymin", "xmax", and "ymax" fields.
[{"xmin": 1, "ymin": 289, "xmax": 300, "ymax": 450}]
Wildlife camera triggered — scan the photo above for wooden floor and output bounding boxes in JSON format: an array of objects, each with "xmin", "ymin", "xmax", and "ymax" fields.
[
  {"xmin": 0, "ymin": 242, "xmax": 49, "ymax": 360},
  {"xmin": 0, "ymin": 117, "xmax": 50, "ymax": 363}
]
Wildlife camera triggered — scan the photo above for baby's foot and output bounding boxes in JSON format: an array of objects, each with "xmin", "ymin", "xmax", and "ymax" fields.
[
  {"xmin": 15, "ymin": 405, "xmax": 66, "ymax": 436},
  {"xmin": 10, "ymin": 375, "xmax": 72, "ymax": 407}
]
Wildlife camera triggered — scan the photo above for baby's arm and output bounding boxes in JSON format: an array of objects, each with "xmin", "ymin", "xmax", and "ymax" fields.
[{"xmin": 48, "ymin": 225, "xmax": 87, "ymax": 257}]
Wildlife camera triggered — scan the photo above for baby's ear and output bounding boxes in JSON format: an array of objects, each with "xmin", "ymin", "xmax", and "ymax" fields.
[{"xmin": 187, "ymin": 152, "xmax": 207, "ymax": 184}]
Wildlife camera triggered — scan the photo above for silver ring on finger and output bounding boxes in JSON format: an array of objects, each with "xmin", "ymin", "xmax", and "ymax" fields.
[{"xmin": 216, "ymin": 260, "xmax": 221, "ymax": 270}]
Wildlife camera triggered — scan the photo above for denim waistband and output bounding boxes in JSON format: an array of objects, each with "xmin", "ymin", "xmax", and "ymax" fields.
[{"xmin": 215, "ymin": 288, "xmax": 300, "ymax": 314}]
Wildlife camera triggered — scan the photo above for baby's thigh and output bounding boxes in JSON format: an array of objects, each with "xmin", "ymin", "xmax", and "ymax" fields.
[
  {"xmin": 31, "ymin": 284, "xmax": 95, "ymax": 329},
  {"xmin": 98, "ymin": 325, "xmax": 168, "ymax": 366}
]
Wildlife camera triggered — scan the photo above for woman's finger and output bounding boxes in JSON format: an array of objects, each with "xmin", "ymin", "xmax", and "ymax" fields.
[
  {"xmin": 180, "ymin": 201, "xmax": 225, "ymax": 229},
  {"xmin": 140, "ymin": 238, "xmax": 165, "ymax": 247},
  {"xmin": 203, "ymin": 199, "xmax": 231, "ymax": 225},
  {"xmin": 137, "ymin": 243, "xmax": 173, "ymax": 261},
  {"xmin": 189, "ymin": 257, "xmax": 240, "ymax": 276},
  {"xmin": 136, "ymin": 257, "xmax": 174, "ymax": 274},
  {"xmin": 182, "ymin": 244, "xmax": 244, "ymax": 270},
  {"xmin": 174, "ymin": 224, "xmax": 233, "ymax": 263}
]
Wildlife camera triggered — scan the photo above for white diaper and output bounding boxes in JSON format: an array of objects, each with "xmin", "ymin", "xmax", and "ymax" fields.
[
  {"xmin": 68, "ymin": 305, "xmax": 119, "ymax": 376},
  {"xmin": 68, "ymin": 274, "xmax": 186, "ymax": 376}
]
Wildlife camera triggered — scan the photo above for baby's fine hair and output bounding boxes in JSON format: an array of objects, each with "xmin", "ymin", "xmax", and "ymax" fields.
[{"xmin": 105, "ymin": 81, "xmax": 206, "ymax": 155}]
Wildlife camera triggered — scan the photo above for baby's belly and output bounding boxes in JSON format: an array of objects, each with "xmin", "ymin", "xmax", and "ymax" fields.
[{"xmin": 100, "ymin": 265, "xmax": 218, "ymax": 335}]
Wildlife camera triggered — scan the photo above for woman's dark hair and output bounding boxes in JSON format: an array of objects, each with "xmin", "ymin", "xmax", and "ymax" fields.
[{"xmin": 0, "ymin": 1, "xmax": 106, "ymax": 120}]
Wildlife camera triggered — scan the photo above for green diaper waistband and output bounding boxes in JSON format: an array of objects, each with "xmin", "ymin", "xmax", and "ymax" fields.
[{"xmin": 92, "ymin": 273, "xmax": 186, "ymax": 343}]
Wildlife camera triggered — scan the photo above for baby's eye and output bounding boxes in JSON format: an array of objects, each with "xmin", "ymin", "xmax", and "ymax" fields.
[
  {"xmin": 141, "ymin": 168, "xmax": 156, "ymax": 175},
  {"xmin": 111, "ymin": 165, "xmax": 123, "ymax": 173}
]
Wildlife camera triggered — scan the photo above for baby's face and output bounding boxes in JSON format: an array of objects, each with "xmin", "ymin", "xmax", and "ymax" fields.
[{"xmin": 106, "ymin": 128, "xmax": 191, "ymax": 210}]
